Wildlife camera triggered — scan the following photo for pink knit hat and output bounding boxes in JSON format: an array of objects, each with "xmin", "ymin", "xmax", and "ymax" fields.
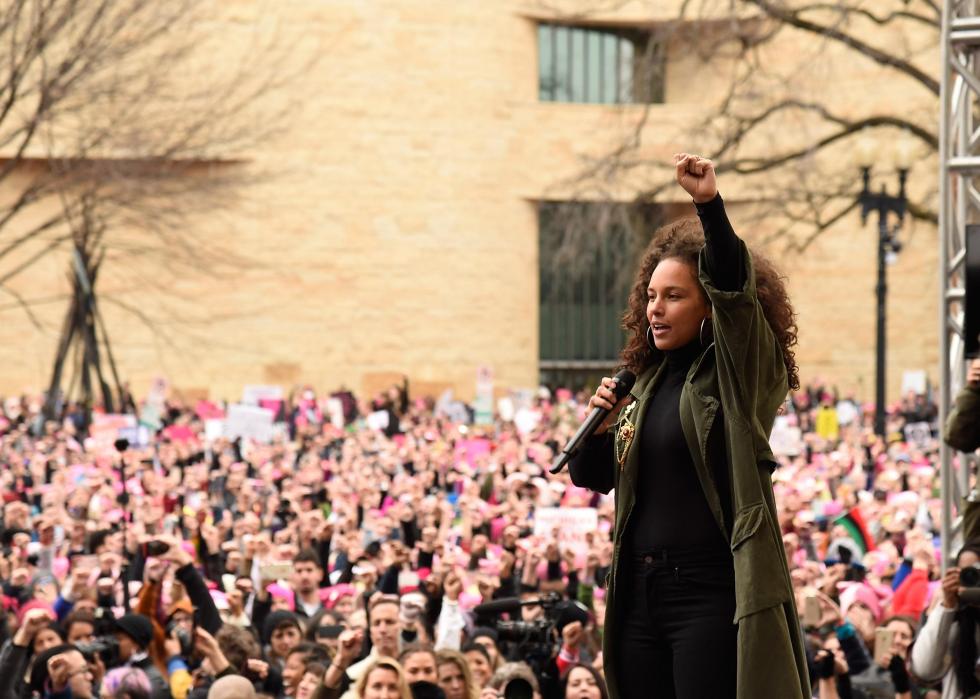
[
  {"xmin": 320, "ymin": 583, "xmax": 356, "ymax": 609},
  {"xmin": 16, "ymin": 599, "xmax": 54, "ymax": 625},
  {"xmin": 267, "ymin": 583, "xmax": 295, "ymax": 611},
  {"xmin": 838, "ymin": 581, "xmax": 892, "ymax": 623}
]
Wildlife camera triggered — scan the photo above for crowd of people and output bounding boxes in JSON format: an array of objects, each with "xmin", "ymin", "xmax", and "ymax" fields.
[{"xmin": 0, "ymin": 362, "xmax": 976, "ymax": 699}]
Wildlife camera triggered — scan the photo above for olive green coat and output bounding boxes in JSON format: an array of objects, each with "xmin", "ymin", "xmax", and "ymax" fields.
[
  {"xmin": 585, "ymin": 242, "xmax": 810, "ymax": 699},
  {"xmin": 945, "ymin": 382, "xmax": 980, "ymax": 453}
]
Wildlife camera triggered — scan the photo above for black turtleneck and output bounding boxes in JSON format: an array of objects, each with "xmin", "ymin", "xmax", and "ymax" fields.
[
  {"xmin": 626, "ymin": 339, "xmax": 730, "ymax": 554},
  {"xmin": 621, "ymin": 193, "xmax": 741, "ymax": 554}
]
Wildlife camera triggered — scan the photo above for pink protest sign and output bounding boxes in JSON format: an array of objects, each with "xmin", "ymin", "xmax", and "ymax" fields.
[
  {"xmin": 259, "ymin": 398, "xmax": 284, "ymax": 415},
  {"xmin": 162, "ymin": 425, "xmax": 196, "ymax": 443},
  {"xmin": 195, "ymin": 401, "xmax": 225, "ymax": 420},
  {"xmin": 454, "ymin": 438, "xmax": 491, "ymax": 467},
  {"xmin": 89, "ymin": 414, "xmax": 137, "ymax": 450}
]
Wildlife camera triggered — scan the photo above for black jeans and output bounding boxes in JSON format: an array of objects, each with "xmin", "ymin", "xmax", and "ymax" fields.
[{"xmin": 615, "ymin": 547, "xmax": 738, "ymax": 699}]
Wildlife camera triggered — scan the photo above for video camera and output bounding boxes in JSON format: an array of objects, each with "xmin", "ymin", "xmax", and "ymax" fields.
[{"xmin": 75, "ymin": 635, "xmax": 120, "ymax": 666}]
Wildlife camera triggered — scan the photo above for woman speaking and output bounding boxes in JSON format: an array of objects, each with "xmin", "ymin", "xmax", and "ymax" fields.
[{"xmin": 566, "ymin": 155, "xmax": 810, "ymax": 699}]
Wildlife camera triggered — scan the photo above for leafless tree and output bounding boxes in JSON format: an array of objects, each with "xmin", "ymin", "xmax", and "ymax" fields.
[
  {"xmin": 0, "ymin": 0, "xmax": 307, "ymax": 421},
  {"xmin": 539, "ymin": 0, "xmax": 940, "ymax": 259}
]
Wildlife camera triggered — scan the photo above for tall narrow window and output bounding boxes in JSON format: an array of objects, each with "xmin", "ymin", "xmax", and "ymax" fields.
[
  {"xmin": 538, "ymin": 201, "xmax": 682, "ymax": 389},
  {"xmin": 538, "ymin": 23, "xmax": 665, "ymax": 104}
]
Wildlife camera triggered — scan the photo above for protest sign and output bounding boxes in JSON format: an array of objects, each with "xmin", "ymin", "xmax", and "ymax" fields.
[
  {"xmin": 903, "ymin": 421, "xmax": 932, "ymax": 449},
  {"xmin": 90, "ymin": 414, "xmax": 138, "ymax": 450},
  {"xmin": 366, "ymin": 410, "xmax": 390, "ymax": 432},
  {"xmin": 140, "ymin": 377, "xmax": 168, "ymax": 431},
  {"xmin": 475, "ymin": 366, "xmax": 494, "ymax": 425},
  {"xmin": 901, "ymin": 371, "xmax": 928, "ymax": 396},
  {"xmin": 325, "ymin": 397, "xmax": 345, "ymax": 429},
  {"xmin": 242, "ymin": 385, "xmax": 283, "ymax": 406},
  {"xmin": 224, "ymin": 404, "xmax": 275, "ymax": 443},
  {"xmin": 204, "ymin": 419, "xmax": 225, "ymax": 443},
  {"xmin": 770, "ymin": 415, "xmax": 804, "ymax": 457},
  {"xmin": 455, "ymin": 438, "xmax": 492, "ymax": 467},
  {"xmin": 533, "ymin": 507, "xmax": 598, "ymax": 553}
]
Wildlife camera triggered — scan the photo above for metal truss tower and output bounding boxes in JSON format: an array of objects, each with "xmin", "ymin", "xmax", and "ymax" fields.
[{"xmin": 939, "ymin": 1, "xmax": 979, "ymax": 569}]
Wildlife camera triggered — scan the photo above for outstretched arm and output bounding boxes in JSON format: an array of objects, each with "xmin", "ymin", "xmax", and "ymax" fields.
[{"xmin": 674, "ymin": 153, "xmax": 745, "ymax": 293}]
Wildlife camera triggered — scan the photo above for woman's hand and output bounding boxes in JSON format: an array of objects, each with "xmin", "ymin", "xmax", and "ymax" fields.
[
  {"xmin": 14, "ymin": 607, "xmax": 54, "ymax": 646},
  {"xmin": 589, "ymin": 377, "xmax": 632, "ymax": 435},
  {"xmin": 941, "ymin": 567, "xmax": 962, "ymax": 609},
  {"xmin": 163, "ymin": 630, "xmax": 183, "ymax": 660},
  {"xmin": 674, "ymin": 153, "xmax": 718, "ymax": 203},
  {"xmin": 246, "ymin": 658, "xmax": 270, "ymax": 680},
  {"xmin": 334, "ymin": 628, "xmax": 364, "ymax": 668},
  {"xmin": 968, "ymin": 358, "xmax": 980, "ymax": 388}
]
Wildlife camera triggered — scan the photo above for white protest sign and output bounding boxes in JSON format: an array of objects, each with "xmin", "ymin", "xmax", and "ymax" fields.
[
  {"xmin": 204, "ymin": 419, "xmax": 225, "ymax": 443},
  {"xmin": 366, "ymin": 410, "xmax": 390, "ymax": 432},
  {"xmin": 514, "ymin": 407, "xmax": 541, "ymax": 436},
  {"xmin": 533, "ymin": 507, "xmax": 598, "ymax": 553},
  {"xmin": 901, "ymin": 370, "xmax": 928, "ymax": 396},
  {"xmin": 224, "ymin": 404, "xmax": 275, "ymax": 443},
  {"xmin": 242, "ymin": 385, "xmax": 283, "ymax": 406},
  {"xmin": 770, "ymin": 415, "xmax": 804, "ymax": 457},
  {"xmin": 325, "ymin": 398, "xmax": 345, "ymax": 429},
  {"xmin": 903, "ymin": 421, "xmax": 932, "ymax": 449},
  {"xmin": 497, "ymin": 397, "xmax": 515, "ymax": 423},
  {"xmin": 140, "ymin": 376, "xmax": 168, "ymax": 430},
  {"xmin": 475, "ymin": 365, "xmax": 494, "ymax": 426}
]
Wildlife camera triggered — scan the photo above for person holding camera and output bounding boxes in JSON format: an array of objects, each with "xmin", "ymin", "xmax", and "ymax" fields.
[
  {"xmin": 946, "ymin": 358, "xmax": 980, "ymax": 453},
  {"xmin": 910, "ymin": 545, "xmax": 980, "ymax": 698},
  {"xmin": 113, "ymin": 613, "xmax": 171, "ymax": 699},
  {"xmin": 566, "ymin": 155, "xmax": 809, "ymax": 699}
]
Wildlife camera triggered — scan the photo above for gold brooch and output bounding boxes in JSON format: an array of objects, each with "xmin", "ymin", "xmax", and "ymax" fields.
[{"xmin": 615, "ymin": 402, "xmax": 637, "ymax": 467}]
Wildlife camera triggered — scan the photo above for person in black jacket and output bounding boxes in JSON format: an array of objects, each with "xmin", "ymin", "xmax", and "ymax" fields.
[
  {"xmin": 113, "ymin": 614, "xmax": 171, "ymax": 699},
  {"xmin": 566, "ymin": 154, "xmax": 804, "ymax": 699},
  {"xmin": 0, "ymin": 607, "xmax": 62, "ymax": 699}
]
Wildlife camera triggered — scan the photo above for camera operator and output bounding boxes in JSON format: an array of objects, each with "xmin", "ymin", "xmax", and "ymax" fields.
[
  {"xmin": 910, "ymin": 545, "xmax": 980, "ymax": 698},
  {"xmin": 113, "ymin": 613, "xmax": 171, "ymax": 699},
  {"xmin": 946, "ymin": 358, "xmax": 980, "ymax": 453}
]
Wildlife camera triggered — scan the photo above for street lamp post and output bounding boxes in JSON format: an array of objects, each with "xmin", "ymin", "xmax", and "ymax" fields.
[{"xmin": 857, "ymin": 154, "xmax": 908, "ymax": 437}]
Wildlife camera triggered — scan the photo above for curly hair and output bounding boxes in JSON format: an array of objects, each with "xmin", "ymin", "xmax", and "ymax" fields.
[{"xmin": 620, "ymin": 217, "xmax": 800, "ymax": 391}]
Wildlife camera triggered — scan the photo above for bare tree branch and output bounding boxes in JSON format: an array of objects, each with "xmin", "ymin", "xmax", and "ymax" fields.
[{"xmin": 743, "ymin": 0, "xmax": 939, "ymax": 95}]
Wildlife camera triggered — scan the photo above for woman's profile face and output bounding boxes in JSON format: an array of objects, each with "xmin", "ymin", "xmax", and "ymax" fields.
[
  {"xmin": 565, "ymin": 666, "xmax": 601, "ymax": 699},
  {"xmin": 646, "ymin": 258, "xmax": 710, "ymax": 351}
]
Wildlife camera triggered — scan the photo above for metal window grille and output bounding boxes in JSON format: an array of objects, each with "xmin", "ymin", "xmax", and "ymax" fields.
[
  {"xmin": 538, "ymin": 201, "xmax": 676, "ymax": 389},
  {"xmin": 538, "ymin": 23, "xmax": 665, "ymax": 104}
]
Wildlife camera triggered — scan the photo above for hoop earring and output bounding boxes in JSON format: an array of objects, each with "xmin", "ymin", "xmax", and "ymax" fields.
[
  {"xmin": 646, "ymin": 325, "xmax": 656, "ymax": 350},
  {"xmin": 700, "ymin": 317, "xmax": 712, "ymax": 347}
]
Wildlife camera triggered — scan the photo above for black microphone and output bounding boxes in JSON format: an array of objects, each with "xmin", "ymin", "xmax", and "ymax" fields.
[
  {"xmin": 473, "ymin": 597, "xmax": 523, "ymax": 616},
  {"xmin": 549, "ymin": 369, "xmax": 636, "ymax": 475}
]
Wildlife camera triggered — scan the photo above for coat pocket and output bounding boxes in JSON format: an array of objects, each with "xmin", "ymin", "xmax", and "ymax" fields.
[{"xmin": 730, "ymin": 502, "xmax": 790, "ymax": 621}]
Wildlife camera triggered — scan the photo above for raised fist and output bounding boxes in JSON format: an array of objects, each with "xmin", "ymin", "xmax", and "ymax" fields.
[{"xmin": 673, "ymin": 153, "xmax": 718, "ymax": 204}]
